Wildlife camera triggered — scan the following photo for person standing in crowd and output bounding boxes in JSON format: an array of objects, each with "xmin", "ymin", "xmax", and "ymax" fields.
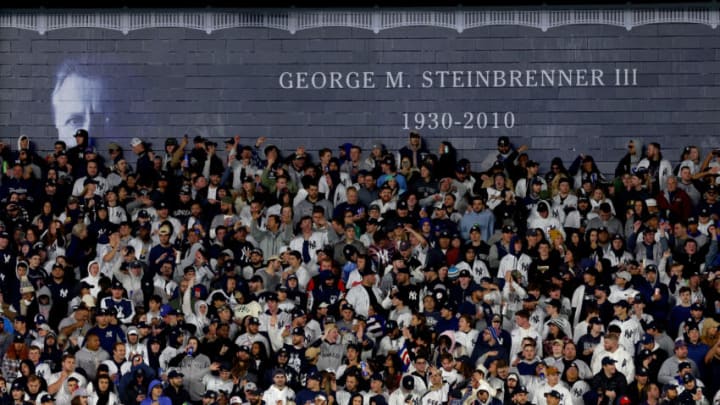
[{"xmin": 1, "ymin": 130, "xmax": 720, "ymax": 403}]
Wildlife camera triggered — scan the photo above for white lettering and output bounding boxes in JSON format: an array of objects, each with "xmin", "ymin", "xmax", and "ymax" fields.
[
  {"xmin": 278, "ymin": 72, "xmax": 293, "ymax": 89},
  {"xmin": 311, "ymin": 72, "xmax": 327, "ymax": 89},
  {"xmin": 576, "ymin": 69, "xmax": 588, "ymax": 86},
  {"xmin": 278, "ymin": 71, "xmax": 378, "ymax": 89},
  {"xmin": 477, "ymin": 71, "xmax": 489, "ymax": 87},
  {"xmin": 559, "ymin": 70, "xmax": 572, "ymax": 86},
  {"xmin": 421, "ymin": 71, "xmax": 433, "ymax": 88},
  {"xmin": 280, "ymin": 68, "xmax": 631, "ymax": 89},
  {"xmin": 346, "ymin": 72, "xmax": 359, "ymax": 89},
  {"xmin": 437, "ymin": 71, "xmax": 449, "ymax": 88},
  {"xmin": 363, "ymin": 72, "xmax": 375, "ymax": 88},
  {"xmin": 386, "ymin": 71, "xmax": 404, "ymax": 88},
  {"xmin": 509, "ymin": 70, "xmax": 522, "ymax": 87},
  {"xmin": 296, "ymin": 72, "xmax": 308, "ymax": 89},
  {"xmin": 526, "ymin": 69, "xmax": 537, "ymax": 87},
  {"xmin": 493, "ymin": 70, "xmax": 506, "ymax": 87},
  {"xmin": 452, "ymin": 71, "xmax": 465, "ymax": 88},
  {"xmin": 330, "ymin": 71, "xmax": 343, "ymax": 89},
  {"xmin": 542, "ymin": 70, "xmax": 555, "ymax": 86}
]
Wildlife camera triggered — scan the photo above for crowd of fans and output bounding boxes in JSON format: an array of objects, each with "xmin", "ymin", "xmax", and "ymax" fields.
[{"xmin": 0, "ymin": 130, "xmax": 719, "ymax": 405}]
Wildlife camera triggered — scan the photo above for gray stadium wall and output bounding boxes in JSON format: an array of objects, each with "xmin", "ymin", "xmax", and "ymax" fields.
[{"xmin": 0, "ymin": 8, "xmax": 719, "ymax": 174}]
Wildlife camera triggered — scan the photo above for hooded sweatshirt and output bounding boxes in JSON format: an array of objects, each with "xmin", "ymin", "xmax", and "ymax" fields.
[
  {"xmin": 497, "ymin": 237, "xmax": 532, "ymax": 285},
  {"xmin": 528, "ymin": 200, "xmax": 566, "ymax": 241},
  {"xmin": 185, "ymin": 300, "xmax": 210, "ymax": 339},
  {"xmin": 615, "ymin": 138, "xmax": 644, "ymax": 177},
  {"xmin": 35, "ymin": 286, "xmax": 53, "ymax": 322},
  {"xmin": 80, "ymin": 260, "xmax": 104, "ymax": 297},
  {"xmin": 140, "ymin": 379, "xmax": 172, "ymax": 405}
]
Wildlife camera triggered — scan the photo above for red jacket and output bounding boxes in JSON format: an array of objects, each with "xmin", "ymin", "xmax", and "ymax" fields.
[{"xmin": 656, "ymin": 188, "xmax": 692, "ymax": 222}]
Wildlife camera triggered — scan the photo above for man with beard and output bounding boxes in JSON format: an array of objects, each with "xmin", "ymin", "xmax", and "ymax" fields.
[
  {"xmin": 295, "ymin": 371, "xmax": 324, "ymax": 405},
  {"xmin": 128, "ymin": 221, "xmax": 153, "ymax": 264},
  {"xmin": 273, "ymin": 326, "xmax": 306, "ymax": 377},
  {"xmin": 241, "ymin": 247, "xmax": 264, "ymax": 281},
  {"xmin": 636, "ymin": 142, "xmax": 673, "ymax": 195},
  {"xmin": 527, "ymin": 240, "xmax": 561, "ymax": 288},
  {"xmin": 289, "ymin": 216, "xmax": 329, "ymax": 270},
  {"xmin": 392, "ymin": 260, "xmax": 422, "ymax": 312},
  {"xmin": 171, "ymin": 185, "xmax": 194, "ymax": 226},
  {"xmin": 587, "ymin": 357, "xmax": 628, "ymax": 405},
  {"xmin": 148, "ymin": 224, "xmax": 176, "ymax": 277},
  {"xmin": 294, "ymin": 180, "xmax": 334, "ymax": 224},
  {"xmin": 72, "ymin": 159, "xmax": 108, "ymax": 197},
  {"xmin": 210, "ymin": 196, "xmax": 241, "ymax": 237},
  {"xmin": 163, "ymin": 370, "xmax": 191, "ymax": 405}
]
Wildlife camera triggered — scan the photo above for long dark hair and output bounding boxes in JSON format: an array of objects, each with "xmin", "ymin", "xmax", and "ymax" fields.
[{"xmin": 94, "ymin": 374, "xmax": 115, "ymax": 405}]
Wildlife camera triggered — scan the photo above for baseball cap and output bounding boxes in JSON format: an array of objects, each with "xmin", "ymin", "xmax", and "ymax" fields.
[
  {"xmin": 601, "ymin": 357, "xmax": 617, "ymax": 366},
  {"xmin": 203, "ymin": 391, "xmax": 218, "ymax": 399},
  {"xmin": 593, "ymin": 284, "xmax": 609, "ymax": 296},
  {"xmin": 678, "ymin": 361, "xmax": 692, "ymax": 371},
  {"xmin": 545, "ymin": 390, "xmax": 562, "ymax": 399},
  {"xmin": 615, "ymin": 271, "xmax": 632, "ymax": 281},
  {"xmin": 72, "ymin": 388, "xmax": 89, "ymax": 398},
  {"xmin": 402, "ymin": 375, "xmax": 414, "ymax": 390},
  {"xmin": 638, "ymin": 349, "xmax": 653, "ymax": 360},
  {"xmin": 613, "ymin": 299, "xmax": 631, "ymax": 309},
  {"xmin": 523, "ymin": 293, "xmax": 539, "ymax": 302}
]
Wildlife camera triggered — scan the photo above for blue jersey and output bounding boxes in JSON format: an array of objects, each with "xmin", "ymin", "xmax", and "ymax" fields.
[{"xmin": 87, "ymin": 324, "xmax": 126, "ymax": 353}]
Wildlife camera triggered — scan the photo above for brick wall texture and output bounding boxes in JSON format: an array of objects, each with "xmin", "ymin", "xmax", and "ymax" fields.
[{"xmin": 0, "ymin": 22, "xmax": 719, "ymax": 173}]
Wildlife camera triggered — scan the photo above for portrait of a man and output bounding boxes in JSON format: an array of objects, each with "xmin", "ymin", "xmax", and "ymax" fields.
[{"xmin": 51, "ymin": 60, "xmax": 104, "ymax": 148}]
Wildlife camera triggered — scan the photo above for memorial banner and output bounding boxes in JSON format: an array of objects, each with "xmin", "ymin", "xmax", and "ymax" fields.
[{"xmin": 0, "ymin": 8, "xmax": 718, "ymax": 170}]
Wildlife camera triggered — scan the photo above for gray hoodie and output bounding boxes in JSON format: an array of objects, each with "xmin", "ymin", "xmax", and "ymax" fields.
[{"xmin": 36, "ymin": 286, "xmax": 53, "ymax": 321}]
